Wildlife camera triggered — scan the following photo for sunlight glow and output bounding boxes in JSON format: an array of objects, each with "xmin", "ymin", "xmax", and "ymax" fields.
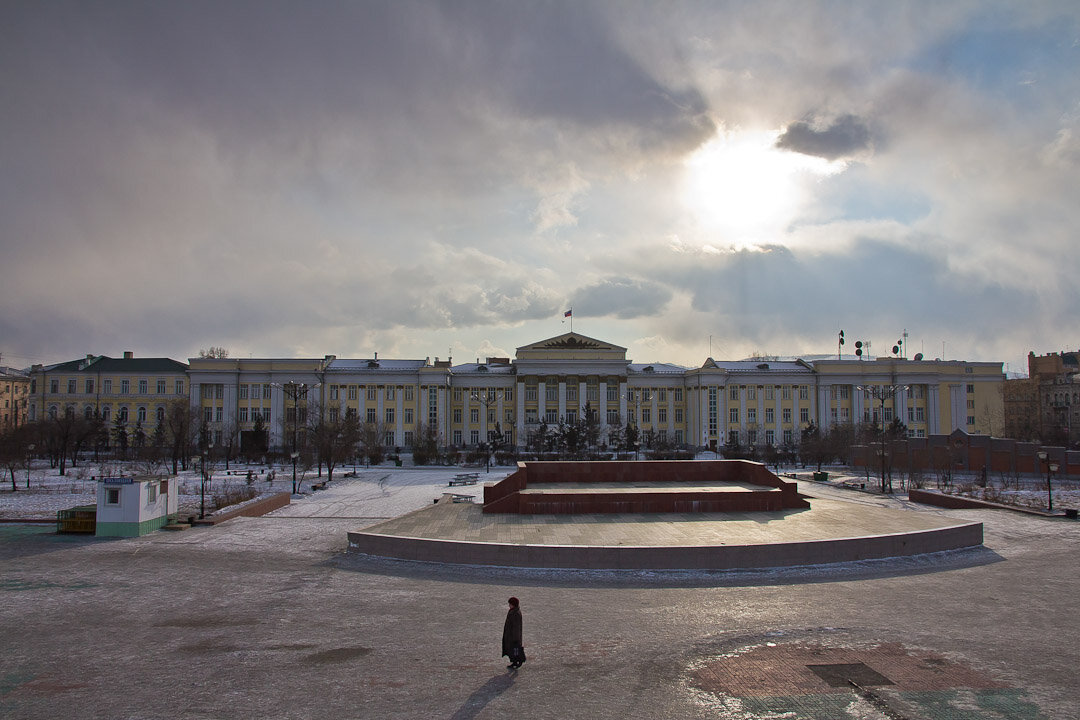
[{"xmin": 682, "ymin": 128, "xmax": 845, "ymax": 246}]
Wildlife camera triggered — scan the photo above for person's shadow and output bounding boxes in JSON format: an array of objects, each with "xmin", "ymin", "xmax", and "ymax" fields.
[{"xmin": 449, "ymin": 673, "xmax": 516, "ymax": 720}]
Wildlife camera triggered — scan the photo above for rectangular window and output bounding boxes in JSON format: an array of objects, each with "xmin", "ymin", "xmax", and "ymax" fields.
[
  {"xmin": 674, "ymin": 388, "xmax": 683, "ymax": 402},
  {"xmin": 765, "ymin": 408, "xmax": 774, "ymax": 424},
  {"xmin": 156, "ymin": 380, "xmax": 165, "ymax": 394},
  {"xmin": 453, "ymin": 430, "xmax": 462, "ymax": 445},
  {"xmin": 545, "ymin": 385, "xmax": 558, "ymax": 402},
  {"xmin": 262, "ymin": 384, "xmax": 270, "ymax": 399},
  {"xmin": 606, "ymin": 409, "xmax": 619, "ymax": 424},
  {"xmin": 527, "ymin": 385, "xmax": 538, "ymax": 401},
  {"xmin": 239, "ymin": 384, "xmax": 248, "ymax": 399},
  {"xmin": 348, "ymin": 386, "xmax": 358, "ymax": 401},
  {"xmin": 386, "ymin": 387, "xmax": 396, "ymax": 401},
  {"xmin": 504, "ymin": 387, "xmax": 514, "ymax": 402},
  {"xmin": 606, "ymin": 385, "xmax": 618, "ymax": 402},
  {"xmin": 747, "ymin": 408, "xmax": 757, "ymax": 423},
  {"xmin": 50, "ymin": 379, "xmax": 59, "ymax": 394},
  {"xmin": 330, "ymin": 386, "xmax": 339, "ymax": 400},
  {"xmin": 176, "ymin": 380, "xmax": 185, "ymax": 395},
  {"xmin": 139, "ymin": 379, "xmax": 148, "ymax": 394},
  {"xmin": 385, "ymin": 408, "xmax": 395, "ymax": 424},
  {"xmin": 121, "ymin": 380, "xmax": 130, "ymax": 394},
  {"xmin": 105, "ymin": 379, "xmax": 113, "ymax": 394},
  {"xmin": 368, "ymin": 387, "xmax": 377, "ymax": 401},
  {"xmin": 782, "ymin": 408, "xmax": 791, "ymax": 424},
  {"xmin": 799, "ymin": 386, "xmax": 808, "ymax": 400},
  {"xmin": 147, "ymin": 483, "xmax": 158, "ymax": 504},
  {"xmin": 329, "ymin": 408, "xmax": 339, "ymax": 422},
  {"xmin": 404, "ymin": 408, "xmax": 413, "ymax": 424},
  {"xmin": 545, "ymin": 409, "xmax": 558, "ymax": 424},
  {"xmin": 642, "ymin": 408, "xmax": 651, "ymax": 424},
  {"xmin": 586, "ymin": 386, "xmax": 597, "ymax": 402},
  {"xmin": 85, "ymin": 379, "xmax": 94, "ymax": 394},
  {"xmin": 675, "ymin": 408, "xmax": 683, "ymax": 423},
  {"xmin": 783, "ymin": 429, "xmax": 792, "ymax": 445},
  {"xmin": 748, "ymin": 386, "xmax": 757, "ymax": 400},
  {"xmin": 967, "ymin": 384, "xmax": 975, "ymax": 393},
  {"xmin": 470, "ymin": 408, "xmax": 479, "ymax": 423},
  {"xmin": 748, "ymin": 429, "xmax": 757, "ymax": 445},
  {"xmin": 729, "ymin": 386, "xmax": 738, "ymax": 401},
  {"xmin": 367, "ymin": 408, "xmax": 377, "ymax": 423},
  {"xmin": 404, "ymin": 430, "xmax": 414, "ymax": 447},
  {"xmin": 782, "ymin": 386, "xmax": 791, "ymax": 400},
  {"xmin": 800, "ymin": 407, "xmax": 809, "ymax": 423},
  {"xmin": 106, "ymin": 487, "xmax": 120, "ymax": 505},
  {"xmin": 766, "ymin": 429, "xmax": 775, "ymax": 446},
  {"xmin": 567, "ymin": 386, "xmax": 578, "ymax": 402},
  {"xmin": 239, "ymin": 407, "xmax": 248, "ymax": 422},
  {"xmin": 67, "ymin": 379, "xmax": 76, "ymax": 394},
  {"xmin": 658, "ymin": 407, "xmax": 668, "ymax": 423},
  {"xmin": 215, "ymin": 408, "xmax": 223, "ymax": 422},
  {"xmin": 916, "ymin": 407, "xmax": 925, "ymax": 422},
  {"xmin": 729, "ymin": 407, "xmax": 739, "ymax": 424},
  {"xmin": 404, "ymin": 387, "xmax": 414, "ymax": 401},
  {"xmin": 215, "ymin": 385, "xmax": 223, "ymax": 400},
  {"xmin": 453, "ymin": 408, "xmax": 462, "ymax": 423},
  {"xmin": 765, "ymin": 386, "xmax": 774, "ymax": 400},
  {"xmin": 728, "ymin": 429, "xmax": 739, "ymax": 445},
  {"xmin": 967, "ymin": 415, "xmax": 975, "ymax": 425},
  {"xmin": 385, "ymin": 432, "xmax": 395, "ymax": 447},
  {"xmin": 841, "ymin": 407, "xmax": 850, "ymax": 421},
  {"xmin": 204, "ymin": 407, "xmax": 213, "ymax": 423},
  {"xmin": 470, "ymin": 430, "xmax": 480, "ymax": 445}
]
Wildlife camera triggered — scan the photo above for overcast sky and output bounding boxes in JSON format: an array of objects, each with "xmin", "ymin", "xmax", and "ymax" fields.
[{"xmin": 3, "ymin": 1, "xmax": 1078, "ymax": 375}]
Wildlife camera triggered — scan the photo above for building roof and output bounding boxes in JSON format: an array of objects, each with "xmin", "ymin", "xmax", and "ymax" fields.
[{"xmin": 39, "ymin": 356, "xmax": 188, "ymax": 373}]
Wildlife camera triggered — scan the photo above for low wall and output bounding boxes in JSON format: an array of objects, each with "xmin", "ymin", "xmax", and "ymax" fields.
[
  {"xmin": 191, "ymin": 491, "xmax": 291, "ymax": 526},
  {"xmin": 518, "ymin": 490, "xmax": 786, "ymax": 514},
  {"xmin": 347, "ymin": 522, "xmax": 984, "ymax": 570}
]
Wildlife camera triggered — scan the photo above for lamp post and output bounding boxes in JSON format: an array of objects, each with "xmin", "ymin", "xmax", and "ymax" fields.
[
  {"xmin": 199, "ymin": 429, "xmax": 213, "ymax": 519},
  {"xmin": 856, "ymin": 384, "xmax": 908, "ymax": 493},
  {"xmin": 1037, "ymin": 450, "xmax": 1058, "ymax": 512},
  {"xmin": 26, "ymin": 443, "xmax": 35, "ymax": 488}
]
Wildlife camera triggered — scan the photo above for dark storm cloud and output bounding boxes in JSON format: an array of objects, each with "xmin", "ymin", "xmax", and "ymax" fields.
[
  {"xmin": 573, "ymin": 277, "xmax": 672, "ymax": 319},
  {"xmin": 776, "ymin": 114, "xmax": 873, "ymax": 160}
]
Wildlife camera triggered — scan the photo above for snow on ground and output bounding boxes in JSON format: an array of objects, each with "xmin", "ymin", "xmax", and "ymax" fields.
[
  {"xmin": 0, "ymin": 460, "xmax": 513, "ymax": 520},
  {"xmin": 1, "ymin": 458, "xmax": 1077, "ymax": 521}
]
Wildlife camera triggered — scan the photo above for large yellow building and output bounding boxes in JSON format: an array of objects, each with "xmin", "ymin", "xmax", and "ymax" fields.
[
  {"xmin": 185, "ymin": 332, "xmax": 1005, "ymax": 453},
  {"xmin": 29, "ymin": 353, "xmax": 189, "ymax": 432}
]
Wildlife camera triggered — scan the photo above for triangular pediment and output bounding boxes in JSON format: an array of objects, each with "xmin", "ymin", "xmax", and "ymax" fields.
[{"xmin": 516, "ymin": 332, "xmax": 625, "ymax": 354}]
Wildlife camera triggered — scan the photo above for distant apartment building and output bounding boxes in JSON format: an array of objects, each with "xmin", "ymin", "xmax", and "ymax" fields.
[
  {"xmin": 186, "ymin": 332, "xmax": 1006, "ymax": 453},
  {"xmin": 0, "ymin": 366, "xmax": 31, "ymax": 430},
  {"xmin": 28, "ymin": 353, "xmax": 189, "ymax": 440},
  {"xmin": 1005, "ymin": 350, "xmax": 1080, "ymax": 446}
]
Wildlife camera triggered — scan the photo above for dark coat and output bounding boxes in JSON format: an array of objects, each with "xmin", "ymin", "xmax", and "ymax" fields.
[{"xmin": 501, "ymin": 606, "xmax": 523, "ymax": 657}]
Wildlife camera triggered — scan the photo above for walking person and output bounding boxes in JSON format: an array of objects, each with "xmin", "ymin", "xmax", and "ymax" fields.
[{"xmin": 502, "ymin": 597, "xmax": 526, "ymax": 670}]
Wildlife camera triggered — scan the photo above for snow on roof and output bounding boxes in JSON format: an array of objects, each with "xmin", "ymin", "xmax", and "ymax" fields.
[{"xmin": 326, "ymin": 358, "xmax": 428, "ymax": 371}]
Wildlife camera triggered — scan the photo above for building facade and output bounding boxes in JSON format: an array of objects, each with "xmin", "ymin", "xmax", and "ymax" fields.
[
  {"xmin": 28, "ymin": 353, "xmax": 189, "ymax": 436},
  {"xmin": 0, "ymin": 366, "xmax": 31, "ymax": 430},
  {"xmin": 1005, "ymin": 350, "xmax": 1080, "ymax": 447},
  {"xmin": 184, "ymin": 332, "xmax": 1006, "ymax": 453}
]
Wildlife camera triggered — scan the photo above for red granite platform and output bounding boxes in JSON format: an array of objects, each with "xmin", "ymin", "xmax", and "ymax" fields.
[{"xmin": 482, "ymin": 460, "xmax": 810, "ymax": 514}]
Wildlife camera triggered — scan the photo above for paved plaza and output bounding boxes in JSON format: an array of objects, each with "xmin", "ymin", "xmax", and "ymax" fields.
[{"xmin": 1, "ymin": 469, "xmax": 1078, "ymax": 719}]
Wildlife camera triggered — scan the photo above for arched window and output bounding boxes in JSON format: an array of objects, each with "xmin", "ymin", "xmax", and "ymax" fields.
[
  {"xmin": 156, "ymin": 406, "xmax": 166, "ymax": 424},
  {"xmin": 84, "ymin": 406, "xmax": 94, "ymax": 420},
  {"xmin": 101, "ymin": 407, "xmax": 111, "ymax": 422},
  {"xmin": 118, "ymin": 407, "xmax": 129, "ymax": 424},
  {"xmin": 48, "ymin": 405, "xmax": 58, "ymax": 419},
  {"xmin": 137, "ymin": 406, "xmax": 146, "ymax": 423}
]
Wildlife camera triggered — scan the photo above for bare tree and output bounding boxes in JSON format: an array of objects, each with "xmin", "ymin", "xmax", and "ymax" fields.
[
  {"xmin": 198, "ymin": 347, "xmax": 230, "ymax": 358},
  {"xmin": 309, "ymin": 408, "xmax": 360, "ymax": 483},
  {"xmin": 358, "ymin": 421, "xmax": 388, "ymax": 465},
  {"xmin": 0, "ymin": 424, "xmax": 35, "ymax": 491},
  {"xmin": 164, "ymin": 399, "xmax": 196, "ymax": 473}
]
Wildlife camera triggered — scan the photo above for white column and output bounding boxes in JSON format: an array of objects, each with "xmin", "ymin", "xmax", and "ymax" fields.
[
  {"xmin": 516, "ymin": 381, "xmax": 525, "ymax": 444},
  {"xmin": 537, "ymin": 381, "xmax": 546, "ymax": 421}
]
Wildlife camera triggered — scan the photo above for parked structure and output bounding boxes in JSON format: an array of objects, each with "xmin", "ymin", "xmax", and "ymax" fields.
[{"xmin": 95, "ymin": 475, "xmax": 179, "ymax": 537}]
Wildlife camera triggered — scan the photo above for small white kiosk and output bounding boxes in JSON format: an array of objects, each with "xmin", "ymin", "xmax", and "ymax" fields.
[{"xmin": 95, "ymin": 476, "xmax": 179, "ymax": 537}]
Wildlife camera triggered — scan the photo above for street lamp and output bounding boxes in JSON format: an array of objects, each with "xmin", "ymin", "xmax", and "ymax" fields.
[
  {"xmin": 1037, "ymin": 450, "xmax": 1058, "ymax": 512},
  {"xmin": 856, "ymin": 384, "xmax": 908, "ymax": 493},
  {"xmin": 26, "ymin": 443, "xmax": 35, "ymax": 489}
]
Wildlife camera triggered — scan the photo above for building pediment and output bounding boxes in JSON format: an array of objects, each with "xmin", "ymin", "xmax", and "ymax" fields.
[{"xmin": 515, "ymin": 333, "xmax": 628, "ymax": 363}]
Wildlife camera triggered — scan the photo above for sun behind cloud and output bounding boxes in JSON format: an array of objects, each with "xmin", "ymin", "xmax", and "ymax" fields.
[{"xmin": 681, "ymin": 127, "xmax": 845, "ymax": 248}]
